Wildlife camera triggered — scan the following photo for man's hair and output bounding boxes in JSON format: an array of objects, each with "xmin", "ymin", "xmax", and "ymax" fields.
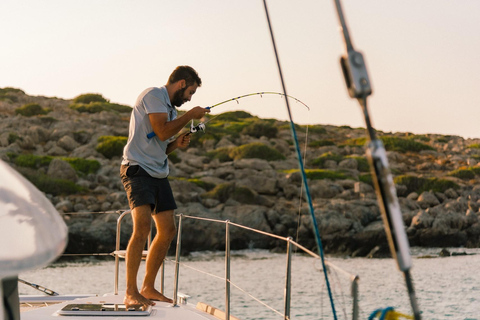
[{"xmin": 167, "ymin": 66, "xmax": 202, "ymax": 87}]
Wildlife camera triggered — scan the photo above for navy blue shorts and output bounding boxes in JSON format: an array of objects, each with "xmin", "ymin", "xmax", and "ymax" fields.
[{"xmin": 120, "ymin": 165, "xmax": 177, "ymax": 214}]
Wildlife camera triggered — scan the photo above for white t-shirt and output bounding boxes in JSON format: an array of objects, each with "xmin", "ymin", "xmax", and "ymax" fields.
[{"xmin": 121, "ymin": 86, "xmax": 177, "ymax": 178}]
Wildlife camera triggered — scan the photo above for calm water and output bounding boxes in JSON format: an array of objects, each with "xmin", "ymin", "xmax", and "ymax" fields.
[{"xmin": 19, "ymin": 248, "xmax": 480, "ymax": 320}]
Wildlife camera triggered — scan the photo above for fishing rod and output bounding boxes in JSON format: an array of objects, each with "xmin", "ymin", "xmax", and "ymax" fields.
[
  {"xmin": 146, "ymin": 92, "xmax": 309, "ymax": 139},
  {"xmin": 18, "ymin": 279, "xmax": 59, "ymax": 296},
  {"xmin": 332, "ymin": 0, "xmax": 421, "ymax": 319}
]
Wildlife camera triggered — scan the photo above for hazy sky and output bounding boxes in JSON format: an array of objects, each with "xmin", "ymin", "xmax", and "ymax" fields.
[{"xmin": 1, "ymin": 1, "xmax": 479, "ymax": 139}]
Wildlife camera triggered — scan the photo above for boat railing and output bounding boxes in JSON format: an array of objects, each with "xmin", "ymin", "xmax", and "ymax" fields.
[{"xmin": 113, "ymin": 210, "xmax": 360, "ymax": 320}]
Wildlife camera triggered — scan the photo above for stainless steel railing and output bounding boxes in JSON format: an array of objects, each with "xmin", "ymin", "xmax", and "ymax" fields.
[{"xmin": 113, "ymin": 210, "xmax": 360, "ymax": 319}]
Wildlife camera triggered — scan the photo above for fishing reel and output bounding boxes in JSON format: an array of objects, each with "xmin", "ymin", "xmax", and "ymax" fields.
[{"xmin": 189, "ymin": 120, "xmax": 206, "ymax": 134}]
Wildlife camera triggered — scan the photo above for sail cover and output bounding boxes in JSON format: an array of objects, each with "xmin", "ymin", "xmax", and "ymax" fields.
[{"xmin": 0, "ymin": 160, "xmax": 67, "ymax": 278}]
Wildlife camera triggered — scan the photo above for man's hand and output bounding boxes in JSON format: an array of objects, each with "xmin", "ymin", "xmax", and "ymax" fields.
[
  {"xmin": 189, "ymin": 106, "xmax": 210, "ymax": 119},
  {"xmin": 176, "ymin": 132, "xmax": 191, "ymax": 149}
]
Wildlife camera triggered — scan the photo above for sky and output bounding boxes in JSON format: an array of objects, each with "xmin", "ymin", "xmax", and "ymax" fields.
[{"xmin": 1, "ymin": 0, "xmax": 479, "ymax": 139}]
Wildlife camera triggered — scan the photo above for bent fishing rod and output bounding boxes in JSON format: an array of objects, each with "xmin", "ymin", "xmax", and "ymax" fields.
[
  {"xmin": 146, "ymin": 91, "xmax": 309, "ymax": 139},
  {"xmin": 333, "ymin": 0, "xmax": 421, "ymax": 318}
]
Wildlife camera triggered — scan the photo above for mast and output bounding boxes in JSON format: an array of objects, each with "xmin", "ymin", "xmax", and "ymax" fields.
[{"xmin": 332, "ymin": 1, "xmax": 422, "ymax": 319}]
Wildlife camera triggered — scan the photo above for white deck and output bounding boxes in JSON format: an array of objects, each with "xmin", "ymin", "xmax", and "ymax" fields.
[{"xmin": 21, "ymin": 293, "xmax": 224, "ymax": 320}]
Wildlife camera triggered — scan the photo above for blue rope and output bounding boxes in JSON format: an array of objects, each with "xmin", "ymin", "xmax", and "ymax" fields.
[{"xmin": 262, "ymin": 1, "xmax": 338, "ymax": 319}]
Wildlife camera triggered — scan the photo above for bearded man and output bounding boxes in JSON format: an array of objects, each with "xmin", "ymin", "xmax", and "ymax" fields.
[{"xmin": 120, "ymin": 66, "xmax": 209, "ymax": 308}]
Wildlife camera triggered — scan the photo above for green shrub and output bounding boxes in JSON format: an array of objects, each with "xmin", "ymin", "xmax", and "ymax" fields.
[
  {"xmin": 342, "ymin": 136, "xmax": 434, "ymax": 153},
  {"xmin": 359, "ymin": 173, "xmax": 373, "ymax": 186},
  {"xmin": 8, "ymin": 154, "xmax": 100, "ymax": 176},
  {"xmin": 467, "ymin": 144, "xmax": 480, "ymax": 149},
  {"xmin": 73, "ymin": 93, "xmax": 108, "ymax": 104},
  {"xmin": 63, "ymin": 158, "xmax": 101, "ymax": 175},
  {"xmin": 448, "ymin": 167, "xmax": 480, "ymax": 180},
  {"xmin": 343, "ymin": 137, "xmax": 368, "ymax": 146},
  {"xmin": 381, "ymin": 136, "xmax": 434, "ymax": 153},
  {"xmin": 311, "ymin": 152, "xmax": 344, "ymax": 168},
  {"xmin": 70, "ymin": 94, "xmax": 131, "ymax": 114},
  {"xmin": 210, "ymin": 111, "xmax": 253, "ymax": 122},
  {"xmin": 96, "ymin": 136, "xmax": 128, "ymax": 159},
  {"xmin": 9, "ymin": 154, "xmax": 53, "ymax": 169},
  {"xmin": 17, "ymin": 168, "xmax": 84, "ymax": 196},
  {"xmin": 347, "ymin": 156, "xmax": 370, "ymax": 172},
  {"xmin": 241, "ymin": 120, "xmax": 278, "ymax": 138},
  {"xmin": 305, "ymin": 125, "xmax": 327, "ymax": 134},
  {"xmin": 0, "ymin": 87, "xmax": 24, "ymax": 102},
  {"xmin": 283, "ymin": 169, "xmax": 347, "ymax": 181},
  {"xmin": 309, "ymin": 139, "xmax": 335, "ymax": 148},
  {"xmin": 188, "ymin": 179, "xmax": 216, "ymax": 191},
  {"xmin": 229, "ymin": 143, "xmax": 285, "ymax": 161},
  {"xmin": 69, "ymin": 102, "xmax": 105, "ymax": 114},
  {"xmin": 435, "ymin": 137, "xmax": 448, "ymax": 143},
  {"xmin": 394, "ymin": 175, "xmax": 459, "ymax": 194},
  {"xmin": 8, "ymin": 133, "xmax": 21, "ymax": 144},
  {"xmin": 407, "ymin": 134, "xmax": 430, "ymax": 142},
  {"xmin": 206, "ymin": 147, "xmax": 233, "ymax": 162},
  {"xmin": 15, "ymin": 103, "xmax": 48, "ymax": 117}
]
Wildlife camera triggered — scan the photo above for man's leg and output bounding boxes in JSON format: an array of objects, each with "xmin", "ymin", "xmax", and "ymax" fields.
[
  {"xmin": 140, "ymin": 210, "xmax": 176, "ymax": 303},
  {"xmin": 124, "ymin": 204, "xmax": 155, "ymax": 308}
]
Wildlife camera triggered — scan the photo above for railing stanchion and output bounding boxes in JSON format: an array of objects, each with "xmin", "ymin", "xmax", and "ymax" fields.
[
  {"xmin": 284, "ymin": 237, "xmax": 292, "ymax": 320},
  {"xmin": 173, "ymin": 214, "xmax": 183, "ymax": 306},
  {"xmin": 225, "ymin": 220, "xmax": 231, "ymax": 320},
  {"xmin": 114, "ymin": 210, "xmax": 131, "ymax": 295},
  {"xmin": 351, "ymin": 275, "xmax": 359, "ymax": 320},
  {"xmin": 160, "ymin": 263, "xmax": 164, "ymax": 295}
]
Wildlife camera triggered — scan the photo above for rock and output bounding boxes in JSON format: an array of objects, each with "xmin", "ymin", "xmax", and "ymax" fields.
[
  {"xmin": 444, "ymin": 188, "xmax": 459, "ymax": 199},
  {"xmin": 234, "ymin": 158, "xmax": 272, "ymax": 171},
  {"xmin": 338, "ymin": 158, "xmax": 357, "ymax": 170},
  {"xmin": 410, "ymin": 210, "xmax": 434, "ymax": 229},
  {"xmin": 58, "ymin": 135, "xmax": 79, "ymax": 152},
  {"xmin": 417, "ymin": 191, "xmax": 440, "ymax": 208},
  {"xmin": 439, "ymin": 248, "xmax": 451, "ymax": 256},
  {"xmin": 47, "ymin": 158, "xmax": 78, "ymax": 182},
  {"xmin": 55, "ymin": 200, "xmax": 74, "ymax": 213},
  {"xmin": 407, "ymin": 192, "xmax": 419, "ymax": 200}
]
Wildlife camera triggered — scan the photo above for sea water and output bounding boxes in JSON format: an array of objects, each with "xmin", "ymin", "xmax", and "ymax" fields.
[{"xmin": 19, "ymin": 248, "xmax": 480, "ymax": 320}]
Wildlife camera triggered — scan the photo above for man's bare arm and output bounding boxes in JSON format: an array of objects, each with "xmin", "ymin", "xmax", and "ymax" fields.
[{"xmin": 149, "ymin": 107, "xmax": 209, "ymax": 141}]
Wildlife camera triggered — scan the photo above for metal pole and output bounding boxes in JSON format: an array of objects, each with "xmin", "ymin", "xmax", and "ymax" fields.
[
  {"xmin": 284, "ymin": 237, "xmax": 292, "ymax": 320},
  {"xmin": 225, "ymin": 221, "xmax": 231, "ymax": 320},
  {"xmin": 0, "ymin": 279, "xmax": 4, "ymax": 320},
  {"xmin": 114, "ymin": 210, "xmax": 130, "ymax": 295},
  {"xmin": 173, "ymin": 214, "xmax": 183, "ymax": 307},
  {"xmin": 351, "ymin": 275, "xmax": 359, "ymax": 320}
]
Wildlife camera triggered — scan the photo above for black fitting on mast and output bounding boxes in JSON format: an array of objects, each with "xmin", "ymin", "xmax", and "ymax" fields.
[{"xmin": 332, "ymin": 1, "xmax": 421, "ymax": 319}]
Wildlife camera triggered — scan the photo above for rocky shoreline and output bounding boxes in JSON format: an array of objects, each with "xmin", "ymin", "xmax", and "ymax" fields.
[{"xmin": 1, "ymin": 88, "xmax": 480, "ymax": 258}]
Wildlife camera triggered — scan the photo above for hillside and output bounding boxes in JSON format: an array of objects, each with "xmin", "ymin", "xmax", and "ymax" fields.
[{"xmin": 1, "ymin": 87, "xmax": 480, "ymax": 257}]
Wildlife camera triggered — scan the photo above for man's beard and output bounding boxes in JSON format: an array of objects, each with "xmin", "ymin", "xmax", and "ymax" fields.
[{"xmin": 171, "ymin": 87, "xmax": 187, "ymax": 107}]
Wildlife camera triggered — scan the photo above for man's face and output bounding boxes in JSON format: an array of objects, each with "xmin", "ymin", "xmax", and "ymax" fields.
[{"xmin": 171, "ymin": 83, "xmax": 198, "ymax": 107}]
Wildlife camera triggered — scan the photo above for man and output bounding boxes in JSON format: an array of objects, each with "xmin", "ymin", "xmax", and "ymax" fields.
[{"xmin": 120, "ymin": 66, "xmax": 209, "ymax": 308}]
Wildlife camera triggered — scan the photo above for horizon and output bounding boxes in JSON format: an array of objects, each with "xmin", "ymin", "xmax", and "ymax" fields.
[{"xmin": 1, "ymin": 1, "xmax": 479, "ymax": 139}]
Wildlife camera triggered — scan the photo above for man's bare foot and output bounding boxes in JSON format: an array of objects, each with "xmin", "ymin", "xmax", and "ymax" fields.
[
  {"xmin": 140, "ymin": 287, "xmax": 173, "ymax": 303},
  {"xmin": 124, "ymin": 291, "xmax": 155, "ymax": 309}
]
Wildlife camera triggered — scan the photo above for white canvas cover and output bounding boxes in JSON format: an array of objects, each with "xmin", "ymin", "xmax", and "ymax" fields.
[{"xmin": 0, "ymin": 160, "xmax": 67, "ymax": 278}]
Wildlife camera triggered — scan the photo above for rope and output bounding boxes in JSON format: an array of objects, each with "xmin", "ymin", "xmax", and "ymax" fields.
[
  {"xmin": 262, "ymin": 1, "xmax": 338, "ymax": 319},
  {"xmin": 369, "ymin": 307, "xmax": 414, "ymax": 320}
]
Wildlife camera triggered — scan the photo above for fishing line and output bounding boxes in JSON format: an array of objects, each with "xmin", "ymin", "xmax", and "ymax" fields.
[{"xmin": 262, "ymin": 1, "xmax": 338, "ymax": 319}]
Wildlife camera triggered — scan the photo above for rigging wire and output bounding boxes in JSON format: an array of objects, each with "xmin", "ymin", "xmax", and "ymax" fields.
[{"xmin": 262, "ymin": 1, "xmax": 338, "ymax": 319}]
